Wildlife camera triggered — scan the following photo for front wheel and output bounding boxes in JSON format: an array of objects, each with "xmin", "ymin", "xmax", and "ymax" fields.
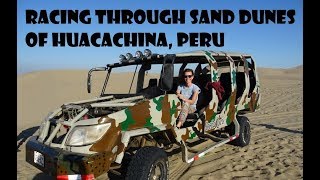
[{"xmin": 126, "ymin": 146, "xmax": 168, "ymax": 180}]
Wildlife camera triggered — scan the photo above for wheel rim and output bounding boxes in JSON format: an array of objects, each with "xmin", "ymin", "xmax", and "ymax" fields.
[{"xmin": 150, "ymin": 161, "xmax": 165, "ymax": 180}]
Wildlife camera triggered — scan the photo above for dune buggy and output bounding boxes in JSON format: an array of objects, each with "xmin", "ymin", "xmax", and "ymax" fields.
[{"xmin": 26, "ymin": 50, "xmax": 260, "ymax": 179}]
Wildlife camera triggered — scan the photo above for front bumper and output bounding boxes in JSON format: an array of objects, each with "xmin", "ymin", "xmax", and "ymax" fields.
[{"xmin": 26, "ymin": 136, "xmax": 114, "ymax": 178}]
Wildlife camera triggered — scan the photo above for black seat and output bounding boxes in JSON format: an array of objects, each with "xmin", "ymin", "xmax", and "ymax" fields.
[
  {"xmin": 139, "ymin": 78, "xmax": 163, "ymax": 98},
  {"xmin": 185, "ymin": 96, "xmax": 209, "ymax": 121},
  {"xmin": 148, "ymin": 78, "xmax": 157, "ymax": 87},
  {"xmin": 218, "ymin": 73, "xmax": 231, "ymax": 109},
  {"xmin": 183, "ymin": 106, "xmax": 206, "ymax": 128},
  {"xmin": 236, "ymin": 72, "xmax": 245, "ymax": 103}
]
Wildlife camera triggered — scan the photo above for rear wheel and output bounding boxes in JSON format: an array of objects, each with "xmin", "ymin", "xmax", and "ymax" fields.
[
  {"xmin": 228, "ymin": 116, "xmax": 251, "ymax": 147},
  {"xmin": 126, "ymin": 146, "xmax": 168, "ymax": 180}
]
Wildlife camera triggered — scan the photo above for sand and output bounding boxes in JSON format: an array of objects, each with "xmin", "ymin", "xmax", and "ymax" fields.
[{"xmin": 17, "ymin": 66, "xmax": 303, "ymax": 179}]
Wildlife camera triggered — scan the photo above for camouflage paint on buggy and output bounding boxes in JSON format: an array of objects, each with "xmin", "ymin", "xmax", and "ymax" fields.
[{"xmin": 26, "ymin": 50, "xmax": 260, "ymax": 179}]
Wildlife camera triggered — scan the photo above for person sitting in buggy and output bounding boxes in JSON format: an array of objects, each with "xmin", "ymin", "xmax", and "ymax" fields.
[{"xmin": 176, "ymin": 68, "xmax": 201, "ymax": 128}]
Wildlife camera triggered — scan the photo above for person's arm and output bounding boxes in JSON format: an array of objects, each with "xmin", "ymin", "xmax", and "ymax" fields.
[
  {"xmin": 181, "ymin": 91, "xmax": 199, "ymax": 105},
  {"xmin": 176, "ymin": 86, "xmax": 185, "ymax": 100},
  {"xmin": 181, "ymin": 85, "xmax": 201, "ymax": 104}
]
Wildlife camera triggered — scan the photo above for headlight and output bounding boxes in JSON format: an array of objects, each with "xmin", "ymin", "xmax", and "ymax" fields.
[{"xmin": 66, "ymin": 123, "xmax": 111, "ymax": 146}]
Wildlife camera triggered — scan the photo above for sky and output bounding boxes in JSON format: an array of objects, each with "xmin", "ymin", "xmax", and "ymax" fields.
[{"xmin": 17, "ymin": 0, "xmax": 303, "ymax": 74}]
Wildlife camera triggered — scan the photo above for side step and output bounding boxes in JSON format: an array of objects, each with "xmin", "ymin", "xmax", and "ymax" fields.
[{"xmin": 181, "ymin": 118, "xmax": 240, "ymax": 163}]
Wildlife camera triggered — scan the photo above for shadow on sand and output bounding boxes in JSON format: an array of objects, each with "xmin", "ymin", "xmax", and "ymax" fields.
[
  {"xmin": 17, "ymin": 126, "xmax": 39, "ymax": 152},
  {"xmin": 32, "ymin": 173, "xmax": 54, "ymax": 180},
  {"xmin": 254, "ymin": 123, "xmax": 303, "ymax": 134}
]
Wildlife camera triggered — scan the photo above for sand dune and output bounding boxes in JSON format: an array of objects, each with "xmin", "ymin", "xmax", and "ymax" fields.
[{"xmin": 17, "ymin": 66, "xmax": 303, "ymax": 179}]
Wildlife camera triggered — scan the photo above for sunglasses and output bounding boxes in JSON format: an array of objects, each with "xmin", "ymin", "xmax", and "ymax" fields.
[{"xmin": 184, "ymin": 75, "xmax": 193, "ymax": 78}]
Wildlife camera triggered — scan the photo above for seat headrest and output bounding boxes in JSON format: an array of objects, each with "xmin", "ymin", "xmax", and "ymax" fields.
[{"xmin": 148, "ymin": 78, "xmax": 157, "ymax": 87}]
